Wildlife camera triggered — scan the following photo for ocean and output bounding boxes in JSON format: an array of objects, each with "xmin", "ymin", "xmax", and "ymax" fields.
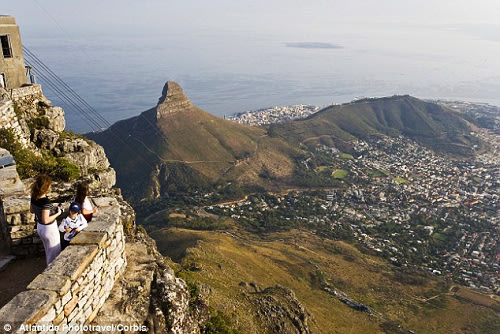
[{"xmin": 21, "ymin": 28, "xmax": 500, "ymax": 133}]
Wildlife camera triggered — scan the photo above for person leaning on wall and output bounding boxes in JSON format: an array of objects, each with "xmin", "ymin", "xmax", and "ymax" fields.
[
  {"xmin": 74, "ymin": 181, "xmax": 98, "ymax": 222},
  {"xmin": 30, "ymin": 174, "xmax": 62, "ymax": 265}
]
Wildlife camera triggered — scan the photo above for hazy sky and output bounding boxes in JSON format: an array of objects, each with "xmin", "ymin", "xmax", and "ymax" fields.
[{"xmin": 3, "ymin": 0, "xmax": 500, "ymax": 37}]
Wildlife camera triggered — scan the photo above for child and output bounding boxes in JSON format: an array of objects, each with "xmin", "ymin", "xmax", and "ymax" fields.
[{"xmin": 59, "ymin": 202, "xmax": 88, "ymax": 249}]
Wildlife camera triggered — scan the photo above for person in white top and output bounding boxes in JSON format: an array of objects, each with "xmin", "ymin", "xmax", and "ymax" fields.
[
  {"xmin": 75, "ymin": 182, "xmax": 98, "ymax": 222},
  {"xmin": 30, "ymin": 174, "xmax": 62, "ymax": 265},
  {"xmin": 59, "ymin": 202, "xmax": 88, "ymax": 249}
]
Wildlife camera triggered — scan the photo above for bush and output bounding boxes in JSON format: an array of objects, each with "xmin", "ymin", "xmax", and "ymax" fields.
[
  {"xmin": 202, "ymin": 310, "xmax": 242, "ymax": 334},
  {"xmin": 51, "ymin": 157, "xmax": 81, "ymax": 180},
  {"xmin": 27, "ymin": 116, "xmax": 50, "ymax": 132},
  {"xmin": 0, "ymin": 128, "xmax": 81, "ymax": 181},
  {"xmin": 0, "ymin": 128, "xmax": 23, "ymax": 153}
]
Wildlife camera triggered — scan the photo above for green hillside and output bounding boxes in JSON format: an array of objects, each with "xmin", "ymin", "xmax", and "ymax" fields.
[{"xmin": 269, "ymin": 95, "xmax": 481, "ymax": 156}]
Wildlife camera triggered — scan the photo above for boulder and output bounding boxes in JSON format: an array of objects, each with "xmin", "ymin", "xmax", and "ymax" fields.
[
  {"xmin": 45, "ymin": 106, "xmax": 65, "ymax": 132},
  {"xmin": 33, "ymin": 128, "xmax": 59, "ymax": 150}
]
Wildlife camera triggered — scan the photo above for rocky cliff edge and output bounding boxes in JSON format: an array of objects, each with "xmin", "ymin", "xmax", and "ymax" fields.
[{"xmin": 0, "ymin": 84, "xmax": 209, "ymax": 333}]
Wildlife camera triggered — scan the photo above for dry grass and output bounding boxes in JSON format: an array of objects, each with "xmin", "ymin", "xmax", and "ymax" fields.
[{"xmin": 151, "ymin": 227, "xmax": 500, "ymax": 333}]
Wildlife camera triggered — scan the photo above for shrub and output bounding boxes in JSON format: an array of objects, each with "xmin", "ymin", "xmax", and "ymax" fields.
[
  {"xmin": 13, "ymin": 103, "xmax": 24, "ymax": 119},
  {"xmin": 202, "ymin": 310, "xmax": 242, "ymax": 334},
  {"xmin": 27, "ymin": 116, "xmax": 50, "ymax": 132},
  {"xmin": 52, "ymin": 157, "xmax": 81, "ymax": 180},
  {"xmin": 0, "ymin": 128, "xmax": 23, "ymax": 153},
  {"xmin": 0, "ymin": 128, "xmax": 80, "ymax": 181}
]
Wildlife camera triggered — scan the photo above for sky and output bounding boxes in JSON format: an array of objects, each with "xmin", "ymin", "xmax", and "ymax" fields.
[
  {"xmin": 3, "ymin": 0, "xmax": 500, "ymax": 38},
  {"xmin": 2, "ymin": 0, "xmax": 500, "ymax": 131}
]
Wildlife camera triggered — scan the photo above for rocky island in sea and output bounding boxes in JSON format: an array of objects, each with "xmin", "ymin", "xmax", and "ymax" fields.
[{"xmin": 286, "ymin": 42, "xmax": 343, "ymax": 49}]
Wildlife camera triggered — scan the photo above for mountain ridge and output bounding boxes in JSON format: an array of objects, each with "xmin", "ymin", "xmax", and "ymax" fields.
[
  {"xmin": 89, "ymin": 83, "xmax": 481, "ymax": 201},
  {"xmin": 88, "ymin": 81, "xmax": 302, "ymax": 200},
  {"xmin": 270, "ymin": 95, "xmax": 481, "ymax": 156}
]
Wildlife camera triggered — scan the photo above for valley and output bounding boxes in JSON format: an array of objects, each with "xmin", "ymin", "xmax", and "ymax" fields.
[
  {"xmin": 141, "ymin": 118, "xmax": 499, "ymax": 333},
  {"xmin": 141, "ymin": 106, "xmax": 498, "ymax": 296},
  {"xmin": 149, "ymin": 227, "xmax": 499, "ymax": 333},
  {"xmin": 91, "ymin": 83, "xmax": 499, "ymax": 333}
]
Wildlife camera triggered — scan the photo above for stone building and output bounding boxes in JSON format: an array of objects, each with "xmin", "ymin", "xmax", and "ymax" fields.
[{"xmin": 0, "ymin": 15, "xmax": 28, "ymax": 89}]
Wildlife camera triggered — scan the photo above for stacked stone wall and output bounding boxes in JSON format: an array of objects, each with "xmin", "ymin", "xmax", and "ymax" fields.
[
  {"xmin": 10, "ymin": 84, "xmax": 66, "ymax": 133},
  {"xmin": 0, "ymin": 148, "xmax": 36, "ymax": 255},
  {"xmin": 9, "ymin": 85, "xmax": 43, "ymax": 100},
  {"xmin": 0, "ymin": 197, "xmax": 127, "ymax": 332},
  {"xmin": 0, "ymin": 154, "xmax": 128, "ymax": 332},
  {"xmin": 0, "ymin": 189, "xmax": 39, "ymax": 256},
  {"xmin": 1, "ymin": 85, "xmax": 64, "ymax": 150},
  {"xmin": 0, "ymin": 99, "xmax": 30, "ymax": 147}
]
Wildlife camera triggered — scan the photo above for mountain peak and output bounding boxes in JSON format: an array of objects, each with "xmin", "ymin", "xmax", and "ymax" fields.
[{"xmin": 156, "ymin": 81, "xmax": 193, "ymax": 119}]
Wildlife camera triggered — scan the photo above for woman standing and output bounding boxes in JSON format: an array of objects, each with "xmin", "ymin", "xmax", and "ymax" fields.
[
  {"xmin": 31, "ymin": 174, "xmax": 62, "ymax": 265},
  {"xmin": 75, "ymin": 182, "xmax": 98, "ymax": 222}
]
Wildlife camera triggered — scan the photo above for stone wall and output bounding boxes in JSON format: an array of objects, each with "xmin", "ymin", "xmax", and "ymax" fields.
[
  {"xmin": 1, "ymin": 84, "xmax": 65, "ymax": 149},
  {"xmin": 0, "ymin": 148, "xmax": 34, "ymax": 255},
  {"xmin": 9, "ymin": 84, "xmax": 66, "ymax": 133},
  {"xmin": 9, "ymin": 85, "xmax": 43, "ymax": 100},
  {"xmin": 0, "ymin": 152, "xmax": 128, "ymax": 332},
  {"xmin": 0, "ymin": 196, "xmax": 127, "ymax": 332},
  {"xmin": 1, "ymin": 85, "xmax": 52, "ymax": 149},
  {"xmin": 0, "ymin": 98, "xmax": 30, "ymax": 147}
]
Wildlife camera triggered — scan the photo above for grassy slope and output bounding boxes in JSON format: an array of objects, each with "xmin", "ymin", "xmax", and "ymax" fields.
[
  {"xmin": 89, "ymin": 105, "xmax": 303, "ymax": 198},
  {"xmin": 155, "ymin": 107, "xmax": 302, "ymax": 185},
  {"xmin": 270, "ymin": 95, "xmax": 480, "ymax": 156},
  {"xmin": 151, "ymin": 227, "xmax": 500, "ymax": 334}
]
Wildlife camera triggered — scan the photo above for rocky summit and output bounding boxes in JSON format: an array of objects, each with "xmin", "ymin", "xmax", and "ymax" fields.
[{"xmin": 156, "ymin": 81, "xmax": 194, "ymax": 119}]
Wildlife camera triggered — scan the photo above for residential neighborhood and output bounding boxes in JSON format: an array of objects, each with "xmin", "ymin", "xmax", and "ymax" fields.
[
  {"xmin": 219, "ymin": 103, "xmax": 499, "ymax": 295},
  {"xmin": 227, "ymin": 104, "xmax": 324, "ymax": 125}
]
